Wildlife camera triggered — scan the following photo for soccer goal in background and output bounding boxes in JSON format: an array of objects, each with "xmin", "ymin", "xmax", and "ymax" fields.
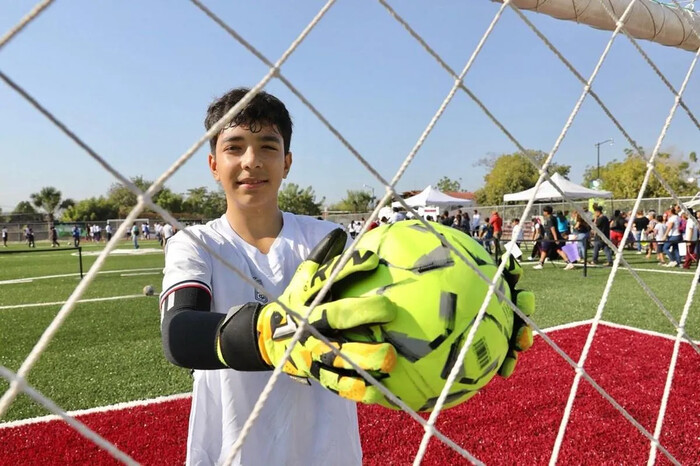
[{"xmin": 0, "ymin": 1, "xmax": 698, "ymax": 465}]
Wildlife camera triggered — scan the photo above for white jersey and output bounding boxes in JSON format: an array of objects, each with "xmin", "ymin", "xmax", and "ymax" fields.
[
  {"xmin": 667, "ymin": 214, "xmax": 680, "ymax": 237},
  {"xmin": 162, "ymin": 213, "xmax": 362, "ymax": 466},
  {"xmin": 162, "ymin": 224, "xmax": 174, "ymax": 239},
  {"xmin": 654, "ymin": 222, "xmax": 667, "ymax": 241}
]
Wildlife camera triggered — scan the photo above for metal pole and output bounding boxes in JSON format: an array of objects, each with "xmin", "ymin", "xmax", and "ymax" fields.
[
  {"xmin": 78, "ymin": 246, "xmax": 83, "ymax": 279},
  {"xmin": 597, "ymin": 144, "xmax": 601, "ymax": 180}
]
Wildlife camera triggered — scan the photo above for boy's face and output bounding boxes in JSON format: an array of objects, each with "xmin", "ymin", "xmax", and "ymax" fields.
[{"xmin": 209, "ymin": 123, "xmax": 292, "ymax": 212}]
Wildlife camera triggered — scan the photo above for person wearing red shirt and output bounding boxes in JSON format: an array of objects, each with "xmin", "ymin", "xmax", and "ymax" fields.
[{"xmin": 490, "ymin": 210, "xmax": 503, "ymax": 258}]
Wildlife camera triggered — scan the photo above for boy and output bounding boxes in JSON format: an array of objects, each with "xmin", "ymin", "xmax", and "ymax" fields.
[{"xmin": 160, "ymin": 88, "xmax": 396, "ymax": 465}]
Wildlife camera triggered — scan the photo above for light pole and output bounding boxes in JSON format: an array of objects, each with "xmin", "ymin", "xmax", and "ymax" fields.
[{"xmin": 594, "ymin": 138, "xmax": 614, "ymax": 181}]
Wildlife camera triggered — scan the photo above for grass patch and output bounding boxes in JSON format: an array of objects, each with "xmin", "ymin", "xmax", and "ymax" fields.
[{"xmin": 0, "ymin": 241, "xmax": 698, "ymax": 422}]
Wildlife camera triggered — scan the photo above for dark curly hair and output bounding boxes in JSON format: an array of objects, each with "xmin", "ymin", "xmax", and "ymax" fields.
[{"xmin": 204, "ymin": 87, "xmax": 293, "ymax": 154}]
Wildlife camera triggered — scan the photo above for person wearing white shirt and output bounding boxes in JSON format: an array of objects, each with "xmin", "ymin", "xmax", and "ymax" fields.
[
  {"xmin": 661, "ymin": 210, "xmax": 682, "ymax": 267},
  {"xmin": 682, "ymin": 212, "xmax": 699, "ymax": 268},
  {"xmin": 471, "ymin": 210, "xmax": 480, "ymax": 232},
  {"xmin": 160, "ymin": 88, "xmax": 394, "ymax": 465}
]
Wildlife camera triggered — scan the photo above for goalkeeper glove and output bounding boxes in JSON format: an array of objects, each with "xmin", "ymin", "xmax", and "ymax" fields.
[
  {"xmin": 216, "ymin": 228, "xmax": 397, "ymax": 403},
  {"xmin": 497, "ymin": 254, "xmax": 536, "ymax": 378}
]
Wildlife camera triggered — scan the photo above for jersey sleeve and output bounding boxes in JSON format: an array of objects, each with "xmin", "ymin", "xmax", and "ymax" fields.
[{"xmin": 160, "ymin": 231, "xmax": 213, "ymax": 316}]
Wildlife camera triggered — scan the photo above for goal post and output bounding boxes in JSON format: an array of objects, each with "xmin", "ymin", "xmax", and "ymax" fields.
[{"xmin": 502, "ymin": 0, "xmax": 700, "ymax": 52}]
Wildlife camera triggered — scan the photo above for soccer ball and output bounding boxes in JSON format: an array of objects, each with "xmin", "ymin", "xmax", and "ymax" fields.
[
  {"xmin": 336, "ymin": 220, "xmax": 515, "ymax": 412},
  {"xmin": 143, "ymin": 285, "xmax": 155, "ymax": 296}
]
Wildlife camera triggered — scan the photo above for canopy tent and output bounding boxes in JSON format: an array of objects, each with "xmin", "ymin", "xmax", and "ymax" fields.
[
  {"xmin": 392, "ymin": 185, "xmax": 473, "ymax": 208},
  {"xmin": 503, "ymin": 173, "xmax": 613, "ymax": 202}
]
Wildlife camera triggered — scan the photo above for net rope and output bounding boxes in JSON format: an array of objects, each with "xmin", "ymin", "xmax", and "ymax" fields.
[{"xmin": 0, "ymin": 0, "xmax": 697, "ymax": 464}]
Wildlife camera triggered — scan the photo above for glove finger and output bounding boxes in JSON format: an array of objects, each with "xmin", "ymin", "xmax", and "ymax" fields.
[
  {"xmin": 287, "ymin": 229, "xmax": 348, "ymax": 295},
  {"xmin": 306, "ymin": 228, "xmax": 347, "ymax": 265},
  {"xmin": 313, "ymin": 295, "xmax": 397, "ymax": 330},
  {"xmin": 498, "ymin": 350, "xmax": 518, "ymax": 378},
  {"xmin": 514, "ymin": 325, "xmax": 533, "ymax": 352},
  {"xmin": 502, "ymin": 254, "xmax": 523, "ymax": 286},
  {"xmin": 307, "ymin": 336, "xmax": 397, "ymax": 373},
  {"xmin": 315, "ymin": 366, "xmax": 387, "ymax": 404},
  {"xmin": 305, "ymin": 249, "xmax": 380, "ymax": 299},
  {"xmin": 514, "ymin": 290, "xmax": 535, "ymax": 317}
]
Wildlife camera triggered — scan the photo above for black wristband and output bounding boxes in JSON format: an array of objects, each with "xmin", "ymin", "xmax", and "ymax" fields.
[{"xmin": 217, "ymin": 302, "xmax": 271, "ymax": 371}]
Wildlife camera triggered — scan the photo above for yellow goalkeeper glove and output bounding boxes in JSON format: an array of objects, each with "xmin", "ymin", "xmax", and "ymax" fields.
[
  {"xmin": 498, "ymin": 254, "xmax": 536, "ymax": 378},
  {"xmin": 216, "ymin": 229, "xmax": 397, "ymax": 404}
]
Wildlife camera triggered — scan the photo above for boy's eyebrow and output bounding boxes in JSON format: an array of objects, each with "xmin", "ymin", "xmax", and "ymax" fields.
[{"xmin": 220, "ymin": 134, "xmax": 282, "ymax": 144}]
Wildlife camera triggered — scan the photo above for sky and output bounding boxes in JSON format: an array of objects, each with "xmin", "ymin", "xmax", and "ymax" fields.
[{"xmin": 0, "ymin": 0, "xmax": 698, "ymax": 212}]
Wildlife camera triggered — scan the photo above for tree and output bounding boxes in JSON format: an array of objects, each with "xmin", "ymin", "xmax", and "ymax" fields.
[
  {"xmin": 30, "ymin": 186, "xmax": 64, "ymax": 222},
  {"xmin": 9, "ymin": 201, "xmax": 42, "ymax": 223},
  {"xmin": 330, "ymin": 190, "xmax": 373, "ymax": 212},
  {"xmin": 278, "ymin": 183, "xmax": 323, "ymax": 216},
  {"xmin": 107, "ymin": 176, "xmax": 162, "ymax": 217},
  {"xmin": 436, "ymin": 176, "xmax": 461, "ymax": 192},
  {"xmin": 474, "ymin": 150, "xmax": 571, "ymax": 206},
  {"xmin": 582, "ymin": 149, "xmax": 698, "ymax": 198},
  {"xmin": 156, "ymin": 188, "xmax": 185, "ymax": 214},
  {"xmin": 202, "ymin": 189, "xmax": 227, "ymax": 219},
  {"xmin": 183, "ymin": 187, "xmax": 210, "ymax": 214},
  {"xmin": 61, "ymin": 197, "xmax": 119, "ymax": 222}
]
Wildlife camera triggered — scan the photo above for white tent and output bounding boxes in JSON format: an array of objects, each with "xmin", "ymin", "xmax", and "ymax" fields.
[
  {"xmin": 503, "ymin": 173, "xmax": 613, "ymax": 202},
  {"xmin": 392, "ymin": 185, "xmax": 473, "ymax": 208}
]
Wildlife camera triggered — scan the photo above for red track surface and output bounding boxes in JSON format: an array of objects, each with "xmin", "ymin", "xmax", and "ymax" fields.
[{"xmin": 1, "ymin": 324, "xmax": 698, "ymax": 465}]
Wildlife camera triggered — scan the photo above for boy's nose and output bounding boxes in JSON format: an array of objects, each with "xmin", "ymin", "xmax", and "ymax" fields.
[{"xmin": 241, "ymin": 148, "xmax": 263, "ymax": 169}]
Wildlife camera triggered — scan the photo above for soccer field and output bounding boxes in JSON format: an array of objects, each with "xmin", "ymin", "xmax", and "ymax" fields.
[{"xmin": 0, "ymin": 238, "xmax": 699, "ymax": 463}]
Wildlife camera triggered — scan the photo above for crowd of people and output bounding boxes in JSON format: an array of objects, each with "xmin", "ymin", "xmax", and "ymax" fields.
[
  {"xmin": 337, "ymin": 202, "xmax": 700, "ymax": 272},
  {"xmin": 341, "ymin": 207, "xmax": 509, "ymax": 257},
  {"xmin": 524, "ymin": 203, "xmax": 698, "ymax": 269},
  {"xmin": 9, "ymin": 221, "xmax": 177, "ymax": 249}
]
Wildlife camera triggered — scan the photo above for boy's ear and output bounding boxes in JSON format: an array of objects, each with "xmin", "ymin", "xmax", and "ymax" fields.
[
  {"xmin": 283, "ymin": 152, "xmax": 293, "ymax": 179},
  {"xmin": 208, "ymin": 153, "xmax": 219, "ymax": 181}
]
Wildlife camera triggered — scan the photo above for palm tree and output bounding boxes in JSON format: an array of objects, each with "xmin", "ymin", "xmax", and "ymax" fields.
[{"xmin": 30, "ymin": 186, "xmax": 63, "ymax": 223}]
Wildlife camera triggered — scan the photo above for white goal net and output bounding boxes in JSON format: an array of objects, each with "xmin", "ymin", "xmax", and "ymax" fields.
[{"xmin": 0, "ymin": 0, "xmax": 698, "ymax": 465}]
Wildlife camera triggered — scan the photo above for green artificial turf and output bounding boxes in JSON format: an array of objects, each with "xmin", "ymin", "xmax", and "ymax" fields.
[{"xmin": 0, "ymin": 239, "xmax": 698, "ymax": 421}]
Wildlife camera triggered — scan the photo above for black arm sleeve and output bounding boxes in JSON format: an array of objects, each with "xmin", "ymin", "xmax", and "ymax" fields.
[
  {"xmin": 160, "ymin": 285, "xmax": 271, "ymax": 371},
  {"xmin": 161, "ymin": 307, "xmax": 226, "ymax": 369}
]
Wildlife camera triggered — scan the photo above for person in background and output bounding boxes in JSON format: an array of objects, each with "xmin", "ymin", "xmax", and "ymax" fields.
[
  {"xmin": 511, "ymin": 218, "xmax": 524, "ymax": 248},
  {"xmin": 471, "ymin": 209, "xmax": 480, "ymax": 232},
  {"xmin": 131, "ymin": 223, "xmax": 140, "ymax": 249},
  {"xmin": 529, "ymin": 217, "xmax": 544, "ymax": 261},
  {"xmin": 590, "ymin": 206, "xmax": 613, "ymax": 266},
  {"xmin": 50, "ymin": 225, "xmax": 60, "ymax": 247},
  {"xmin": 72, "ymin": 225, "xmax": 81, "ymax": 247},
  {"xmin": 631, "ymin": 210, "xmax": 649, "ymax": 254},
  {"xmin": 653, "ymin": 214, "xmax": 667, "ymax": 265},
  {"xmin": 477, "ymin": 221, "xmax": 494, "ymax": 254},
  {"xmin": 26, "ymin": 227, "xmax": 36, "ymax": 248},
  {"xmin": 2, "ymin": 226, "xmax": 8, "ymax": 247},
  {"xmin": 490, "ymin": 210, "xmax": 503, "ymax": 258},
  {"xmin": 571, "ymin": 210, "xmax": 590, "ymax": 263},
  {"xmin": 556, "ymin": 211, "xmax": 570, "ymax": 238},
  {"xmin": 609, "ymin": 210, "xmax": 626, "ymax": 248},
  {"xmin": 460, "ymin": 210, "xmax": 471, "ymax": 236},
  {"xmin": 533, "ymin": 206, "xmax": 574, "ymax": 270},
  {"xmin": 682, "ymin": 210, "xmax": 698, "ymax": 268},
  {"xmin": 661, "ymin": 208, "xmax": 681, "ymax": 267},
  {"xmin": 645, "ymin": 211, "xmax": 657, "ymax": 259}
]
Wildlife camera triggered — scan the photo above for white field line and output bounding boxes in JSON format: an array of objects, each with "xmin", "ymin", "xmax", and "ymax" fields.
[
  {"xmin": 2, "ymin": 320, "xmax": 692, "ymax": 430},
  {"xmin": 120, "ymin": 272, "xmax": 161, "ymax": 277},
  {"xmin": 0, "ymin": 393, "xmax": 191, "ymax": 429},
  {"xmin": 523, "ymin": 261, "xmax": 696, "ymax": 276},
  {"xmin": 0, "ymin": 294, "xmax": 149, "ymax": 311},
  {"xmin": 0, "ymin": 267, "xmax": 163, "ymax": 286},
  {"xmin": 535, "ymin": 319, "xmax": 699, "ymax": 345}
]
